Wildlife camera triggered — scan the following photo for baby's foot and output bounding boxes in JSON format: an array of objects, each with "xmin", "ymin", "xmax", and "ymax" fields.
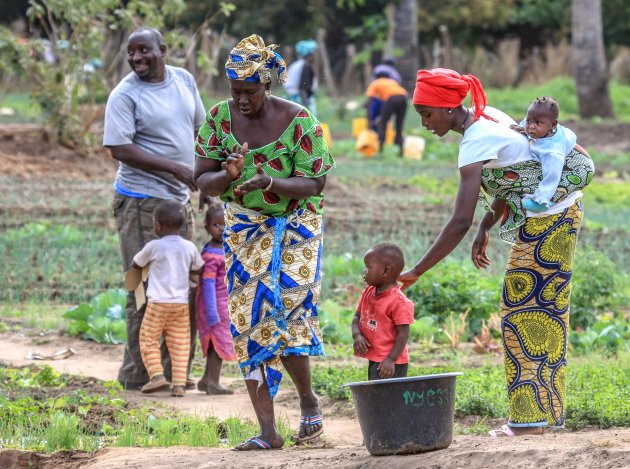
[{"xmin": 522, "ymin": 198, "xmax": 552, "ymax": 212}]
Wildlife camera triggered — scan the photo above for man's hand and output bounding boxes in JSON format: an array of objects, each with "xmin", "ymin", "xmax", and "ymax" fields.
[
  {"xmin": 378, "ymin": 358, "xmax": 396, "ymax": 379},
  {"xmin": 170, "ymin": 161, "xmax": 197, "ymax": 191},
  {"xmin": 353, "ymin": 333, "xmax": 371, "ymax": 356}
]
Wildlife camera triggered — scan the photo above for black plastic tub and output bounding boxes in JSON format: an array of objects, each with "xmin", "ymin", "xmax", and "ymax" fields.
[{"xmin": 344, "ymin": 372, "xmax": 462, "ymax": 456}]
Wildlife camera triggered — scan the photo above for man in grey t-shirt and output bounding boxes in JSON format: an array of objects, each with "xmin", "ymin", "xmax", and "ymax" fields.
[{"xmin": 103, "ymin": 27, "xmax": 206, "ymax": 390}]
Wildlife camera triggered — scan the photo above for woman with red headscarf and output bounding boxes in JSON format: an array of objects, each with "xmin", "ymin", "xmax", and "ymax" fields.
[{"xmin": 399, "ymin": 68, "xmax": 593, "ymax": 437}]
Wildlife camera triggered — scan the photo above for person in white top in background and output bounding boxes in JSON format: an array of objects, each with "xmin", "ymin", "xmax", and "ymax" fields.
[{"xmin": 283, "ymin": 39, "xmax": 318, "ymax": 115}]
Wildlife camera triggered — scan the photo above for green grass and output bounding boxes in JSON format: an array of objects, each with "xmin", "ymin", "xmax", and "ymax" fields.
[
  {"xmin": 0, "ymin": 91, "xmax": 43, "ymax": 124},
  {"xmin": 0, "ymin": 303, "xmax": 68, "ymax": 331},
  {"xmin": 311, "ymin": 352, "xmax": 630, "ymax": 430},
  {"xmin": 0, "ymin": 365, "xmax": 295, "ymax": 452}
]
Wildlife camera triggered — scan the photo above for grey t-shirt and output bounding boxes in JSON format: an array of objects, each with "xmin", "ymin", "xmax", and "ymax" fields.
[{"xmin": 103, "ymin": 65, "xmax": 206, "ymax": 202}]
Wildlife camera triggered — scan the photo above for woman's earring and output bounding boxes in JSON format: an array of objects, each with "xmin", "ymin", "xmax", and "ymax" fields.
[{"xmin": 448, "ymin": 109, "xmax": 452, "ymax": 114}]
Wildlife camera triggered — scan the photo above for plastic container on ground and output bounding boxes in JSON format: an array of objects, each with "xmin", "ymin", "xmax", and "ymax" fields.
[
  {"xmin": 355, "ymin": 129, "xmax": 379, "ymax": 158},
  {"xmin": 403, "ymin": 135, "xmax": 425, "ymax": 160},
  {"xmin": 344, "ymin": 372, "xmax": 462, "ymax": 456},
  {"xmin": 352, "ymin": 116, "xmax": 395, "ymax": 144}
]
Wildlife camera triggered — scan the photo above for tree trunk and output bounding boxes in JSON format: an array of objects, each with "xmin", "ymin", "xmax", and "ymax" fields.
[
  {"xmin": 316, "ymin": 28, "xmax": 338, "ymax": 98},
  {"xmin": 572, "ymin": 0, "xmax": 614, "ymax": 118},
  {"xmin": 102, "ymin": 28, "xmax": 128, "ymax": 89},
  {"xmin": 392, "ymin": 0, "xmax": 418, "ymax": 92},
  {"xmin": 383, "ymin": 2, "xmax": 395, "ymax": 59},
  {"xmin": 341, "ymin": 43, "xmax": 360, "ymax": 94},
  {"xmin": 438, "ymin": 25, "xmax": 453, "ymax": 70}
]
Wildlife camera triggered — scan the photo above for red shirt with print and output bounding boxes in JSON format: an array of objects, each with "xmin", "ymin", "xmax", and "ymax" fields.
[{"xmin": 355, "ymin": 285, "xmax": 415, "ymax": 364}]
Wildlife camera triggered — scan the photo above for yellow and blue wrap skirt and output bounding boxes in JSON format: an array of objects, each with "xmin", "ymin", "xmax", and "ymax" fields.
[
  {"xmin": 501, "ymin": 198, "xmax": 583, "ymax": 428},
  {"xmin": 223, "ymin": 202, "xmax": 325, "ymax": 398}
]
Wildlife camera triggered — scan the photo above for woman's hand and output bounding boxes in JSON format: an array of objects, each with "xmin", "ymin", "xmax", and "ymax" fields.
[
  {"xmin": 221, "ymin": 143, "xmax": 248, "ymax": 181},
  {"xmin": 233, "ymin": 163, "xmax": 271, "ymax": 198},
  {"xmin": 471, "ymin": 228, "xmax": 491, "ymax": 269},
  {"xmin": 398, "ymin": 269, "xmax": 421, "ymax": 291}
]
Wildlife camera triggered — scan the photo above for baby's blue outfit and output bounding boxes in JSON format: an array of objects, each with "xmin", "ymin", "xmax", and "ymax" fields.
[{"xmin": 521, "ymin": 119, "xmax": 577, "ymax": 210}]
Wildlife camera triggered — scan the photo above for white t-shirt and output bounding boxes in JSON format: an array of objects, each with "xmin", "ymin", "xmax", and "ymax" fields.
[
  {"xmin": 458, "ymin": 106, "xmax": 580, "ymax": 217},
  {"xmin": 133, "ymin": 235, "xmax": 204, "ymax": 304},
  {"xmin": 458, "ymin": 107, "xmax": 532, "ymax": 169}
]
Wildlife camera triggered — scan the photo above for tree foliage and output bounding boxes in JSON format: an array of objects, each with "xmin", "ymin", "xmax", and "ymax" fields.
[{"xmin": 0, "ymin": 0, "xmax": 231, "ymax": 145}]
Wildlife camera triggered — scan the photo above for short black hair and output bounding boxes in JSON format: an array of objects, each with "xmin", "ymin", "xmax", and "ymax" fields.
[
  {"xmin": 530, "ymin": 96, "xmax": 559, "ymax": 120},
  {"xmin": 153, "ymin": 199, "xmax": 185, "ymax": 229},
  {"xmin": 369, "ymin": 242, "xmax": 405, "ymax": 277},
  {"xmin": 129, "ymin": 27, "xmax": 165, "ymax": 48},
  {"xmin": 204, "ymin": 202, "xmax": 224, "ymax": 225},
  {"xmin": 375, "ymin": 71, "xmax": 390, "ymax": 79}
]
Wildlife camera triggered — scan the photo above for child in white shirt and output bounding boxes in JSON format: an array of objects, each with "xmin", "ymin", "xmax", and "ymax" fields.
[{"xmin": 128, "ymin": 200, "xmax": 204, "ymax": 397}]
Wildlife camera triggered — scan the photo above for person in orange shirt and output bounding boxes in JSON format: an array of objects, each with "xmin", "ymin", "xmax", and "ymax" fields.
[
  {"xmin": 366, "ymin": 72, "xmax": 409, "ymax": 156},
  {"xmin": 352, "ymin": 243, "xmax": 415, "ymax": 380}
]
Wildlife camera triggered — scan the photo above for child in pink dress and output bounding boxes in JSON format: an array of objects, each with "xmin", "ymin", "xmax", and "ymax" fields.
[{"xmin": 196, "ymin": 204, "xmax": 236, "ymax": 394}]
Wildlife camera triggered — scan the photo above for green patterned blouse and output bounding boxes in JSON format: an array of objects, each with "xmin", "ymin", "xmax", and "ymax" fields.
[
  {"xmin": 195, "ymin": 100, "xmax": 334, "ymax": 217},
  {"xmin": 479, "ymin": 148, "xmax": 594, "ymax": 244}
]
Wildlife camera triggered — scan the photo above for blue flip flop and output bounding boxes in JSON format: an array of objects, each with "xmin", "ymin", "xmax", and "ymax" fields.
[
  {"xmin": 294, "ymin": 414, "xmax": 324, "ymax": 443},
  {"xmin": 233, "ymin": 436, "xmax": 275, "ymax": 451}
]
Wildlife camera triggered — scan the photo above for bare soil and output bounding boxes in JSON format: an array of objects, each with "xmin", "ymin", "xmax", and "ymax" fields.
[
  {"xmin": 1, "ymin": 122, "xmax": 630, "ymax": 468},
  {"xmin": 1, "ymin": 332, "xmax": 629, "ymax": 469}
]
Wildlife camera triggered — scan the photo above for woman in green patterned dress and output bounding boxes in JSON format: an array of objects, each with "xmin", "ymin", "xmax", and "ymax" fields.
[
  {"xmin": 194, "ymin": 35, "xmax": 334, "ymax": 450},
  {"xmin": 398, "ymin": 68, "xmax": 593, "ymax": 437}
]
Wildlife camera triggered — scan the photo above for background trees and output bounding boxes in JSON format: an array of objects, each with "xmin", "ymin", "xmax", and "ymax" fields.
[{"xmin": 0, "ymin": 0, "xmax": 625, "ymax": 139}]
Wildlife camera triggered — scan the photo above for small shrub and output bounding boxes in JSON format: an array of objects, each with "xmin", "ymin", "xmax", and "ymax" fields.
[
  {"xmin": 64, "ymin": 289, "xmax": 127, "ymax": 344},
  {"xmin": 404, "ymin": 260, "xmax": 502, "ymax": 337},
  {"xmin": 572, "ymin": 250, "xmax": 622, "ymax": 328}
]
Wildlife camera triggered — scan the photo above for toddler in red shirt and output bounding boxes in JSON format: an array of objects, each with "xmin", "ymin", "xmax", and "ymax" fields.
[{"xmin": 352, "ymin": 242, "xmax": 415, "ymax": 380}]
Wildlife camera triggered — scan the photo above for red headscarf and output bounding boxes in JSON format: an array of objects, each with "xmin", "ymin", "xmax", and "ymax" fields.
[{"xmin": 413, "ymin": 68, "xmax": 493, "ymax": 122}]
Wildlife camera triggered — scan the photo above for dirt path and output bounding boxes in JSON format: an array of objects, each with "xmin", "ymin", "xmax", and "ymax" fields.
[
  {"xmin": 1, "ymin": 332, "xmax": 629, "ymax": 468},
  {"xmin": 1, "ymin": 429, "xmax": 629, "ymax": 468}
]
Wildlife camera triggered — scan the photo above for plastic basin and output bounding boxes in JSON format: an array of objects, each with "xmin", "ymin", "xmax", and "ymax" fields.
[{"xmin": 344, "ymin": 372, "xmax": 462, "ymax": 456}]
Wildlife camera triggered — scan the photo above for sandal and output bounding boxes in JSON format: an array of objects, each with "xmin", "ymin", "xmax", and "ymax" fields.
[
  {"xmin": 489, "ymin": 424, "xmax": 516, "ymax": 438},
  {"xmin": 294, "ymin": 414, "xmax": 324, "ymax": 444},
  {"xmin": 233, "ymin": 436, "xmax": 279, "ymax": 451},
  {"xmin": 489, "ymin": 424, "xmax": 545, "ymax": 438},
  {"xmin": 185, "ymin": 379, "xmax": 195, "ymax": 390}
]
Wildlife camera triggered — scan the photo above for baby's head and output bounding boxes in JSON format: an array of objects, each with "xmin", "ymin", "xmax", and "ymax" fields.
[
  {"xmin": 153, "ymin": 199, "xmax": 185, "ymax": 236},
  {"xmin": 362, "ymin": 242, "xmax": 405, "ymax": 288},
  {"xmin": 525, "ymin": 96, "xmax": 559, "ymax": 139},
  {"xmin": 205, "ymin": 203, "xmax": 225, "ymax": 243}
]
